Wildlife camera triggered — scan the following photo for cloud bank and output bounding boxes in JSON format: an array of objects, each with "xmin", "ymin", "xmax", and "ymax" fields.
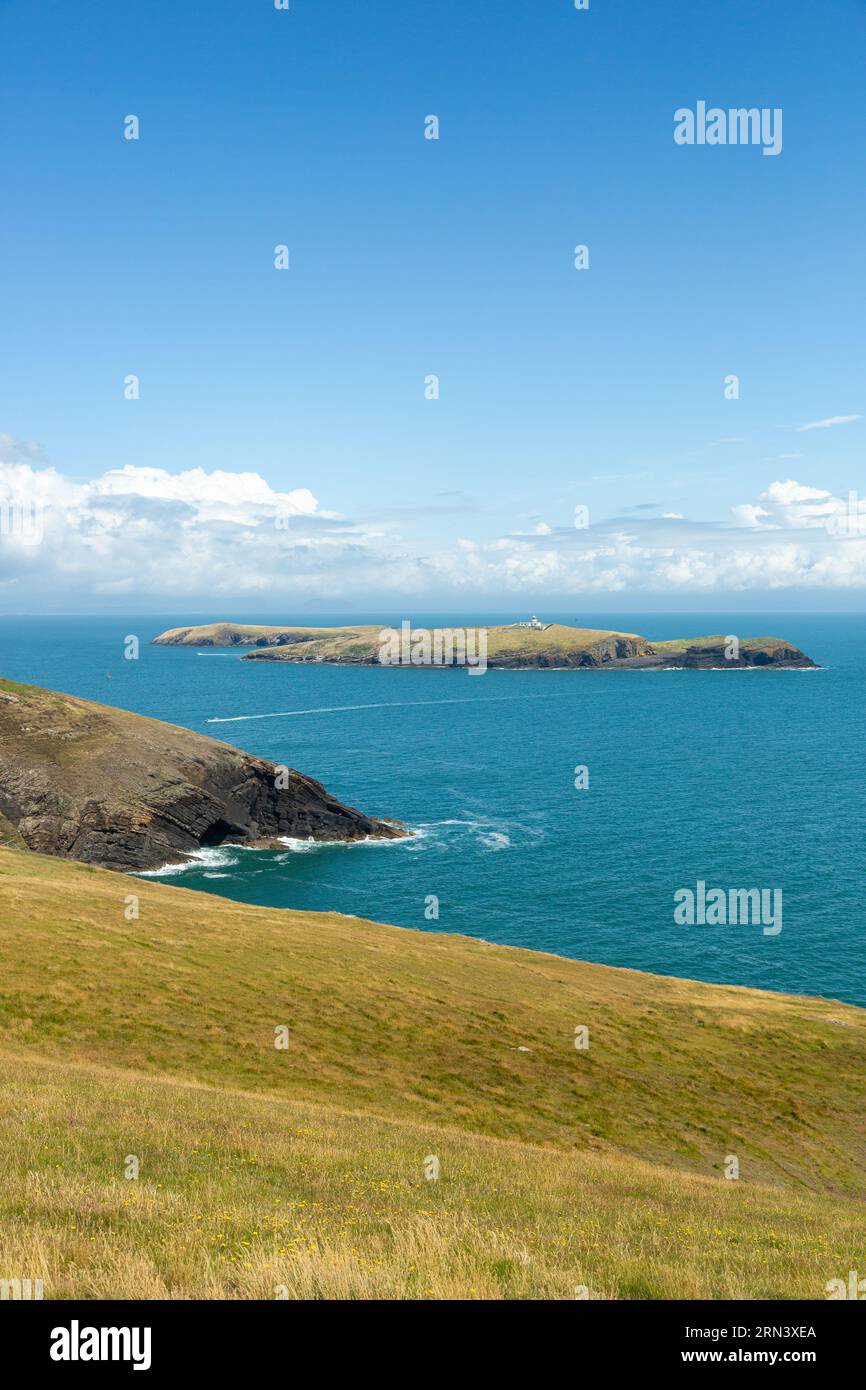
[{"xmin": 3, "ymin": 437, "xmax": 866, "ymax": 606}]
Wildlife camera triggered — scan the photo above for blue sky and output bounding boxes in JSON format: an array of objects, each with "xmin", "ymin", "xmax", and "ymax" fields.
[{"xmin": 1, "ymin": 0, "xmax": 865, "ymax": 612}]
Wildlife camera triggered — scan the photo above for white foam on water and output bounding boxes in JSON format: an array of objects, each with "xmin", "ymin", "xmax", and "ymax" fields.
[
  {"xmin": 277, "ymin": 836, "xmax": 320, "ymax": 853},
  {"xmin": 477, "ymin": 831, "xmax": 511, "ymax": 851},
  {"xmin": 413, "ymin": 816, "xmax": 541, "ymax": 853},
  {"xmin": 137, "ymin": 846, "xmax": 241, "ymax": 877},
  {"xmin": 277, "ymin": 829, "xmax": 420, "ymax": 853}
]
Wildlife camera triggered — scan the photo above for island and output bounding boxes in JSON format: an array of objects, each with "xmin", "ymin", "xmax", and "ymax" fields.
[
  {"xmin": 152, "ymin": 620, "xmax": 818, "ymax": 669},
  {"xmin": 0, "ymin": 677, "xmax": 403, "ymax": 872}
]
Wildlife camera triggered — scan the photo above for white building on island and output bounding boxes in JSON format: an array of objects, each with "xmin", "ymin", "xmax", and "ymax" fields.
[{"xmin": 508, "ymin": 615, "xmax": 549, "ymax": 631}]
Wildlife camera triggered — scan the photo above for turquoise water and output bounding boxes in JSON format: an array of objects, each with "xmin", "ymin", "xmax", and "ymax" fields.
[{"xmin": 2, "ymin": 613, "xmax": 863, "ymax": 1006}]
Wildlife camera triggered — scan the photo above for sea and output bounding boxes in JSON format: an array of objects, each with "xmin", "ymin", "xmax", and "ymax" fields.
[{"xmin": 1, "ymin": 611, "xmax": 863, "ymax": 1007}]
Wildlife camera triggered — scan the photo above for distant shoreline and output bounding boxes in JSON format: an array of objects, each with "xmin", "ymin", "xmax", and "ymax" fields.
[{"xmin": 153, "ymin": 620, "xmax": 819, "ymax": 671}]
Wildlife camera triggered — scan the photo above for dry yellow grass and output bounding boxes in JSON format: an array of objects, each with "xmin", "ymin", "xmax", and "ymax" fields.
[
  {"xmin": 2, "ymin": 1052, "xmax": 862, "ymax": 1301},
  {"xmin": 1, "ymin": 846, "xmax": 865, "ymax": 1299}
]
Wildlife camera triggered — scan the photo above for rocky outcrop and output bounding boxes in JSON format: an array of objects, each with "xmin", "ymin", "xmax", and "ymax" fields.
[
  {"xmin": 614, "ymin": 642, "xmax": 818, "ymax": 670},
  {"xmin": 0, "ymin": 678, "xmax": 404, "ymax": 872},
  {"xmin": 153, "ymin": 623, "xmax": 365, "ymax": 648},
  {"xmin": 680, "ymin": 642, "xmax": 815, "ymax": 669}
]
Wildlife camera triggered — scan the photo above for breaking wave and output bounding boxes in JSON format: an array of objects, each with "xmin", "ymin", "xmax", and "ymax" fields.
[{"xmin": 137, "ymin": 845, "xmax": 241, "ymax": 877}]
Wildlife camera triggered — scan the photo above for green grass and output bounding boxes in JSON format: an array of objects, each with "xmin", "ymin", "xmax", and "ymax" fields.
[
  {"xmin": 243, "ymin": 623, "xmax": 651, "ymax": 665},
  {"xmin": 152, "ymin": 622, "xmax": 373, "ymax": 647},
  {"xmin": 1, "ymin": 846, "xmax": 864, "ymax": 1299},
  {"xmin": 2, "ymin": 1052, "xmax": 862, "ymax": 1300},
  {"xmin": 153, "ymin": 621, "xmax": 644, "ymax": 658},
  {"xmin": 652, "ymin": 636, "xmax": 790, "ymax": 654}
]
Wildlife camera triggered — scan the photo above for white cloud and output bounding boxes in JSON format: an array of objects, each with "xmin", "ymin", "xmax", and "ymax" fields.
[
  {"xmin": 757, "ymin": 479, "xmax": 837, "ymax": 529},
  {"xmin": 4, "ymin": 441, "xmax": 866, "ymax": 601},
  {"xmin": 450, "ymin": 480, "xmax": 866, "ymax": 594},
  {"xmin": 92, "ymin": 465, "xmax": 317, "ymax": 524},
  {"xmin": 0, "ymin": 446, "xmax": 352, "ymax": 599},
  {"xmin": 730, "ymin": 504, "xmax": 772, "ymax": 528},
  {"xmin": 0, "ymin": 433, "xmax": 44, "ymax": 465},
  {"xmin": 762, "ymin": 481, "xmax": 830, "ymax": 504},
  {"xmin": 796, "ymin": 414, "xmax": 862, "ymax": 432}
]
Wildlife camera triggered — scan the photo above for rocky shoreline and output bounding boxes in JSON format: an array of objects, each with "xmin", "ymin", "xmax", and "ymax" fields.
[
  {"xmin": 599, "ymin": 642, "xmax": 817, "ymax": 671},
  {"xmin": 0, "ymin": 678, "xmax": 404, "ymax": 872}
]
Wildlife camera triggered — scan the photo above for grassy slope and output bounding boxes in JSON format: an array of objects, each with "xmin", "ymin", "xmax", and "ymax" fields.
[
  {"xmin": 1, "ymin": 847, "xmax": 865, "ymax": 1298},
  {"xmin": 245, "ymin": 624, "xmax": 648, "ymax": 663},
  {"xmin": 153, "ymin": 623, "xmax": 377, "ymax": 646},
  {"xmin": 0, "ymin": 674, "xmax": 203, "ymax": 764},
  {"xmin": 4, "ymin": 1053, "xmax": 863, "ymax": 1301},
  {"xmin": 652, "ymin": 636, "xmax": 790, "ymax": 654},
  {"xmin": 484, "ymin": 624, "xmax": 643, "ymax": 658},
  {"xmin": 344, "ymin": 624, "xmax": 648, "ymax": 664},
  {"xmin": 154, "ymin": 622, "xmax": 639, "ymax": 655}
]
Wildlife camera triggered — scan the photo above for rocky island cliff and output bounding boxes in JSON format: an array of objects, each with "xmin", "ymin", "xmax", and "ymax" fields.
[
  {"xmin": 152, "ymin": 622, "xmax": 818, "ymax": 670},
  {"xmin": 0, "ymin": 677, "xmax": 403, "ymax": 872}
]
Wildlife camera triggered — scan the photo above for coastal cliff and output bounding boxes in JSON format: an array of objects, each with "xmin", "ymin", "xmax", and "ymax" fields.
[
  {"xmin": 152, "ymin": 622, "xmax": 818, "ymax": 669},
  {"xmin": 610, "ymin": 637, "xmax": 817, "ymax": 670},
  {"xmin": 0, "ymin": 677, "xmax": 403, "ymax": 872}
]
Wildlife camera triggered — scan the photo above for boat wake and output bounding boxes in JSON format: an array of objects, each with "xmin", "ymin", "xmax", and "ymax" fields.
[{"xmin": 207, "ymin": 694, "xmax": 554, "ymax": 723}]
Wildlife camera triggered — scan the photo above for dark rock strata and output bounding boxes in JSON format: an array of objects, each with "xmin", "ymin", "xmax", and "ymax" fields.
[
  {"xmin": 0, "ymin": 679, "xmax": 403, "ymax": 872},
  {"xmin": 613, "ymin": 643, "xmax": 818, "ymax": 670}
]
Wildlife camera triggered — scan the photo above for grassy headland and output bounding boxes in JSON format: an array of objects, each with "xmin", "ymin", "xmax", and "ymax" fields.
[
  {"xmin": 1, "ymin": 847, "xmax": 863, "ymax": 1299},
  {"xmin": 0, "ymin": 676, "xmax": 401, "ymax": 871}
]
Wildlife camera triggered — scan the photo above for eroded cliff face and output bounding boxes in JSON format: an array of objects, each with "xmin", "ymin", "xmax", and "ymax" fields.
[
  {"xmin": 614, "ymin": 642, "xmax": 818, "ymax": 670},
  {"xmin": 680, "ymin": 643, "xmax": 812, "ymax": 669},
  {"xmin": 0, "ymin": 680, "xmax": 403, "ymax": 872},
  {"xmin": 486, "ymin": 635, "xmax": 653, "ymax": 668}
]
